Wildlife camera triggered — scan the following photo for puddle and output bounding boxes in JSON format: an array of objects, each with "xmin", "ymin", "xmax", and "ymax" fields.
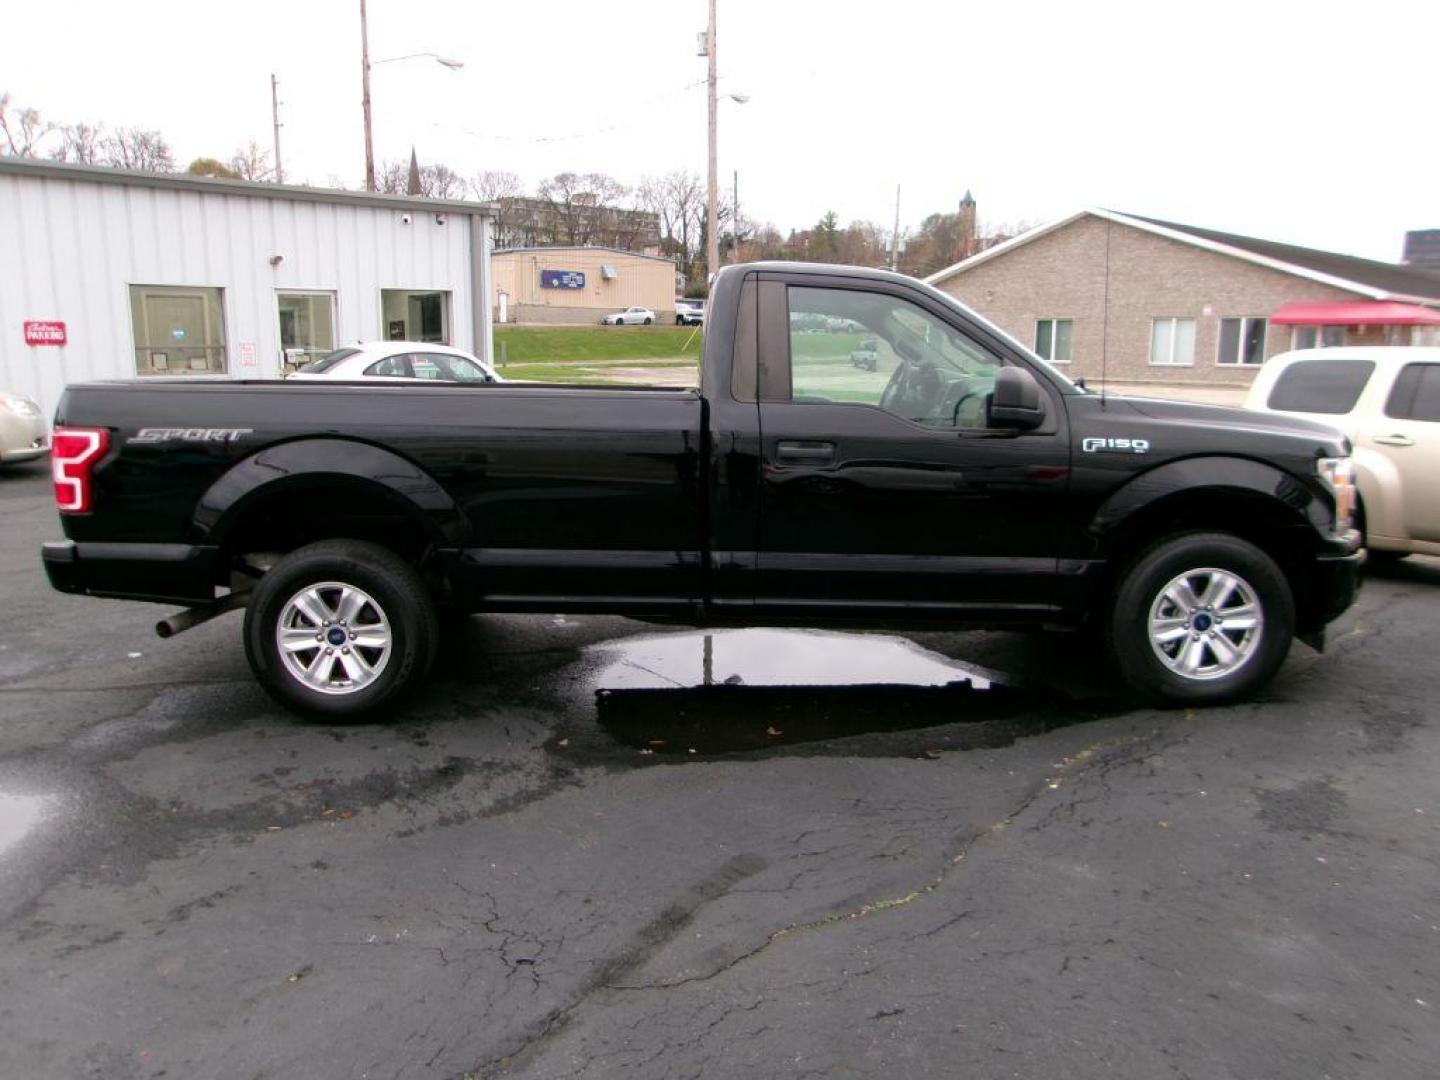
[
  {"xmin": 0, "ymin": 793, "xmax": 54, "ymax": 856},
  {"xmin": 590, "ymin": 628, "xmax": 995, "ymax": 691},
  {"xmin": 585, "ymin": 629, "xmax": 1058, "ymax": 755}
]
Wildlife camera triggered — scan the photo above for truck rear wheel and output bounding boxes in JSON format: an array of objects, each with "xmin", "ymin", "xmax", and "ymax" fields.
[
  {"xmin": 1108, "ymin": 532, "xmax": 1294, "ymax": 706},
  {"xmin": 243, "ymin": 540, "xmax": 438, "ymax": 720}
]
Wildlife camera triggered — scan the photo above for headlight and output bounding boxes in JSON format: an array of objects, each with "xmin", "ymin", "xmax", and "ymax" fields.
[
  {"xmin": 1317, "ymin": 456, "xmax": 1356, "ymax": 530},
  {"xmin": 0, "ymin": 393, "xmax": 42, "ymax": 418}
]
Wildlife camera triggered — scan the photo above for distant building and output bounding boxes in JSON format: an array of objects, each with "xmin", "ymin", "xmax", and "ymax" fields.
[
  {"xmin": 493, "ymin": 197, "xmax": 661, "ymax": 255},
  {"xmin": 928, "ymin": 209, "xmax": 1440, "ymax": 387},
  {"xmin": 491, "ymin": 247, "xmax": 678, "ymax": 325},
  {"xmin": 1403, "ymin": 229, "xmax": 1440, "ymax": 272}
]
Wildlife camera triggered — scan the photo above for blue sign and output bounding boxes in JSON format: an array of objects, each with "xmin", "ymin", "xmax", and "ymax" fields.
[{"xmin": 540, "ymin": 270, "xmax": 586, "ymax": 290}]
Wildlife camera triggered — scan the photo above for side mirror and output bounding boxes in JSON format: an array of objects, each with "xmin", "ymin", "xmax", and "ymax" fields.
[{"xmin": 988, "ymin": 367, "xmax": 1046, "ymax": 430}]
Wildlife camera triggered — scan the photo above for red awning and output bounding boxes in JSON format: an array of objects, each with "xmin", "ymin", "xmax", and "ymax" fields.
[{"xmin": 1270, "ymin": 300, "xmax": 1440, "ymax": 326}]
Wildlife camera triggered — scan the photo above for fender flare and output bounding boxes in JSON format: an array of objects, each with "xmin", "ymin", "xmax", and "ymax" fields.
[
  {"xmin": 192, "ymin": 438, "xmax": 469, "ymax": 549},
  {"xmin": 1088, "ymin": 455, "xmax": 1324, "ymax": 552}
]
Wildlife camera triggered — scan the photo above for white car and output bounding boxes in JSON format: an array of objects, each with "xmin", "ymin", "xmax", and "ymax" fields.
[
  {"xmin": 1244, "ymin": 347, "xmax": 1440, "ymax": 559},
  {"xmin": 287, "ymin": 342, "xmax": 502, "ymax": 384},
  {"xmin": 0, "ymin": 391, "xmax": 49, "ymax": 466},
  {"xmin": 674, "ymin": 300, "xmax": 705, "ymax": 326},
  {"xmin": 601, "ymin": 307, "xmax": 656, "ymax": 326}
]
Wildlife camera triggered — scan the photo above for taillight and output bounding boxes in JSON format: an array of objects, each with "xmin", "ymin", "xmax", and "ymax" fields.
[{"xmin": 52, "ymin": 427, "xmax": 110, "ymax": 513}]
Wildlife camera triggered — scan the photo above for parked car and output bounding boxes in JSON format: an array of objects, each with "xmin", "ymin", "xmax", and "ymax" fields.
[
  {"xmin": 1245, "ymin": 346, "xmax": 1439, "ymax": 560},
  {"xmin": 42, "ymin": 261, "xmax": 1360, "ymax": 718},
  {"xmin": 602, "ymin": 307, "xmax": 655, "ymax": 326},
  {"xmin": 287, "ymin": 342, "xmax": 501, "ymax": 384},
  {"xmin": 850, "ymin": 339, "xmax": 880, "ymax": 371},
  {"xmin": 0, "ymin": 391, "xmax": 49, "ymax": 465},
  {"xmin": 675, "ymin": 300, "xmax": 705, "ymax": 326}
]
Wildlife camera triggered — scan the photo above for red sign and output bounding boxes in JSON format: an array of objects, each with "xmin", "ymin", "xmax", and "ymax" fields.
[{"xmin": 24, "ymin": 321, "xmax": 67, "ymax": 346}]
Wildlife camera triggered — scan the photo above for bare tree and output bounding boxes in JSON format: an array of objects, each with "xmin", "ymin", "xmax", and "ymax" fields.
[
  {"xmin": 101, "ymin": 127, "xmax": 175, "ymax": 172},
  {"xmin": 227, "ymin": 140, "xmax": 274, "ymax": 182},
  {"xmin": 470, "ymin": 169, "xmax": 522, "ymax": 202},
  {"xmin": 0, "ymin": 92, "xmax": 52, "ymax": 157},
  {"xmin": 537, "ymin": 171, "xmax": 628, "ymax": 246},
  {"xmin": 52, "ymin": 122, "xmax": 105, "ymax": 164},
  {"xmin": 639, "ymin": 170, "xmax": 704, "ymax": 280},
  {"xmin": 427, "ymin": 162, "xmax": 466, "ymax": 199},
  {"xmin": 376, "ymin": 157, "xmax": 466, "ymax": 198}
]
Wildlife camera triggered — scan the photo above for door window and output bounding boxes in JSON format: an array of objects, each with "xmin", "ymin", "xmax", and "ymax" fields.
[
  {"xmin": 277, "ymin": 292, "xmax": 336, "ymax": 372},
  {"xmin": 130, "ymin": 285, "xmax": 226, "ymax": 375},
  {"xmin": 365, "ymin": 355, "xmax": 410, "ymax": 377},
  {"xmin": 786, "ymin": 285, "xmax": 1001, "ymax": 429},
  {"xmin": 1384, "ymin": 363, "xmax": 1440, "ymax": 422}
]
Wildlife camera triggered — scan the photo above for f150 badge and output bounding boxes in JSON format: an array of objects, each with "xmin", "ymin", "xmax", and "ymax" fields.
[
  {"xmin": 128, "ymin": 428, "xmax": 254, "ymax": 444},
  {"xmin": 1082, "ymin": 436, "xmax": 1150, "ymax": 454}
]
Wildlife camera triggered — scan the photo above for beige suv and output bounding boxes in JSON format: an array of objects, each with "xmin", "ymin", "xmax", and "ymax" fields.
[{"xmin": 1245, "ymin": 347, "xmax": 1440, "ymax": 560}]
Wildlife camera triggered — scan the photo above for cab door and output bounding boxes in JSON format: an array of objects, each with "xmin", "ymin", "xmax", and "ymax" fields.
[
  {"xmin": 1362, "ymin": 361, "xmax": 1440, "ymax": 542},
  {"xmin": 753, "ymin": 274, "xmax": 1072, "ymax": 617}
]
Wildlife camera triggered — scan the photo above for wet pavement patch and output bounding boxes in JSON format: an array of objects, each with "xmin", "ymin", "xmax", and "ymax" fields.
[
  {"xmin": 0, "ymin": 792, "xmax": 53, "ymax": 856},
  {"xmin": 583, "ymin": 629, "xmax": 1076, "ymax": 755}
]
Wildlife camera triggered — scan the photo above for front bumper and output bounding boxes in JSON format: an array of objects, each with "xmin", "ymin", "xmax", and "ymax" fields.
[{"xmin": 42, "ymin": 540, "xmax": 219, "ymax": 605}]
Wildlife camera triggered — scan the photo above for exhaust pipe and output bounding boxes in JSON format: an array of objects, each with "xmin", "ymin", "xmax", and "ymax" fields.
[{"xmin": 155, "ymin": 591, "xmax": 250, "ymax": 639}]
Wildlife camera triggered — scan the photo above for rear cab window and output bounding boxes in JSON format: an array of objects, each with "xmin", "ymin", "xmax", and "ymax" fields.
[{"xmin": 1267, "ymin": 358, "xmax": 1375, "ymax": 414}]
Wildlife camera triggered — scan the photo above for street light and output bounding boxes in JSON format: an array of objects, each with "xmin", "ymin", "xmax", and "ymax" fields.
[{"xmin": 359, "ymin": 0, "xmax": 464, "ymax": 191}]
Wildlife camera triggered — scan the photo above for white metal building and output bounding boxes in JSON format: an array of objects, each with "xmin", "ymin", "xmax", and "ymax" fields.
[{"xmin": 0, "ymin": 157, "xmax": 496, "ymax": 416}]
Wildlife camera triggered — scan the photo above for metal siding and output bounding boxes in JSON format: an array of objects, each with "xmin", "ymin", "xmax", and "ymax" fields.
[{"xmin": 0, "ymin": 172, "xmax": 482, "ymax": 416}]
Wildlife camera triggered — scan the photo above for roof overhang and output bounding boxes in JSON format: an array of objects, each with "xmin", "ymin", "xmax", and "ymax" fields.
[{"xmin": 1270, "ymin": 300, "xmax": 1440, "ymax": 326}]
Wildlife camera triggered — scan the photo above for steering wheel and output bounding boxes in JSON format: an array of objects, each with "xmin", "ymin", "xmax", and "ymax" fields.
[{"xmin": 943, "ymin": 386, "xmax": 983, "ymax": 428}]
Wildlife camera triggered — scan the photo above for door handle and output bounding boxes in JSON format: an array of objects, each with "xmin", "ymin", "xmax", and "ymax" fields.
[
  {"xmin": 1373, "ymin": 434, "xmax": 1415, "ymax": 447},
  {"xmin": 775, "ymin": 440, "xmax": 836, "ymax": 466}
]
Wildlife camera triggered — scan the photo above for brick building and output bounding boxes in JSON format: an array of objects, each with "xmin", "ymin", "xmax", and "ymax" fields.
[
  {"xmin": 492, "ymin": 196, "xmax": 661, "ymax": 255},
  {"xmin": 927, "ymin": 209, "xmax": 1440, "ymax": 389}
]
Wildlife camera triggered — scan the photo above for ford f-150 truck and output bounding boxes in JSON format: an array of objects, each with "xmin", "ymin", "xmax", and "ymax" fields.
[{"xmin": 42, "ymin": 262, "xmax": 1362, "ymax": 718}]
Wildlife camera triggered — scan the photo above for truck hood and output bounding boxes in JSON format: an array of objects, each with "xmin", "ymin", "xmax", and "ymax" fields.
[{"xmin": 1109, "ymin": 393, "xmax": 1350, "ymax": 450}]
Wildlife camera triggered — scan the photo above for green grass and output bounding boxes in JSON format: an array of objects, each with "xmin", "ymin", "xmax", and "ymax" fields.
[
  {"xmin": 492, "ymin": 325, "xmax": 704, "ymax": 384},
  {"xmin": 494, "ymin": 325, "xmax": 703, "ymax": 364}
]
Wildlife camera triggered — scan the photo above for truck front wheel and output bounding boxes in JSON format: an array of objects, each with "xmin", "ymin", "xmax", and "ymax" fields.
[
  {"xmin": 1108, "ymin": 532, "xmax": 1294, "ymax": 706},
  {"xmin": 243, "ymin": 540, "xmax": 439, "ymax": 720}
]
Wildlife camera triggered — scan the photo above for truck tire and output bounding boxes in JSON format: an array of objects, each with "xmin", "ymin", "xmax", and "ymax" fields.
[
  {"xmin": 243, "ymin": 539, "xmax": 439, "ymax": 720},
  {"xmin": 1108, "ymin": 532, "xmax": 1294, "ymax": 706}
]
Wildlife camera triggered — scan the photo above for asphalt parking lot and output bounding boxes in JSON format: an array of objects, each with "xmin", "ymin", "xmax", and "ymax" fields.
[{"xmin": 1, "ymin": 456, "xmax": 1437, "ymax": 1080}]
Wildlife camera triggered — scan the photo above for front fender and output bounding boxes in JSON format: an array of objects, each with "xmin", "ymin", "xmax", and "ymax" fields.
[
  {"xmin": 1089, "ymin": 455, "xmax": 1325, "ymax": 546},
  {"xmin": 1353, "ymin": 445, "xmax": 1404, "ymax": 539},
  {"xmin": 192, "ymin": 438, "xmax": 468, "ymax": 548}
]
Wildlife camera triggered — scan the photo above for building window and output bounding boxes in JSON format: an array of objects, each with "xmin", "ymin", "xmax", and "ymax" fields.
[
  {"xmin": 277, "ymin": 292, "xmax": 336, "ymax": 372},
  {"xmin": 1219, "ymin": 317, "xmax": 1267, "ymax": 365},
  {"xmin": 380, "ymin": 290, "xmax": 451, "ymax": 344},
  {"xmin": 1291, "ymin": 325, "xmax": 1345, "ymax": 350},
  {"xmin": 130, "ymin": 285, "xmax": 226, "ymax": 375},
  {"xmin": 1149, "ymin": 317, "xmax": 1196, "ymax": 365},
  {"xmin": 1033, "ymin": 319, "xmax": 1073, "ymax": 364}
]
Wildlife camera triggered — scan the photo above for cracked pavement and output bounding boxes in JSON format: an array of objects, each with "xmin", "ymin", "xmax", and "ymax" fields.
[{"xmin": 1, "ymin": 458, "xmax": 1438, "ymax": 1079}]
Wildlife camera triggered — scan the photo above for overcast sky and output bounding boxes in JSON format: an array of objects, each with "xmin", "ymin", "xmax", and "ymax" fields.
[{"xmin": 4, "ymin": 0, "xmax": 1436, "ymax": 261}]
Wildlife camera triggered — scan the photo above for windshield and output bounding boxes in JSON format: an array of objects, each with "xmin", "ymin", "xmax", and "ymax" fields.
[{"xmin": 299, "ymin": 347, "xmax": 360, "ymax": 374}]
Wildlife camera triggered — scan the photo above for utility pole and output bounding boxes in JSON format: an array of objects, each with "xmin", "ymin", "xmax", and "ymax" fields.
[
  {"xmin": 360, "ymin": 0, "xmax": 375, "ymax": 191},
  {"xmin": 732, "ymin": 168, "xmax": 739, "ymax": 262},
  {"xmin": 890, "ymin": 184, "xmax": 901, "ymax": 270},
  {"xmin": 705, "ymin": 0, "xmax": 718, "ymax": 284},
  {"xmin": 270, "ymin": 73, "xmax": 284, "ymax": 184}
]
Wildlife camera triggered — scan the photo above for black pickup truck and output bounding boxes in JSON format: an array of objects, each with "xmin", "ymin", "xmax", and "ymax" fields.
[{"xmin": 42, "ymin": 262, "xmax": 1362, "ymax": 717}]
